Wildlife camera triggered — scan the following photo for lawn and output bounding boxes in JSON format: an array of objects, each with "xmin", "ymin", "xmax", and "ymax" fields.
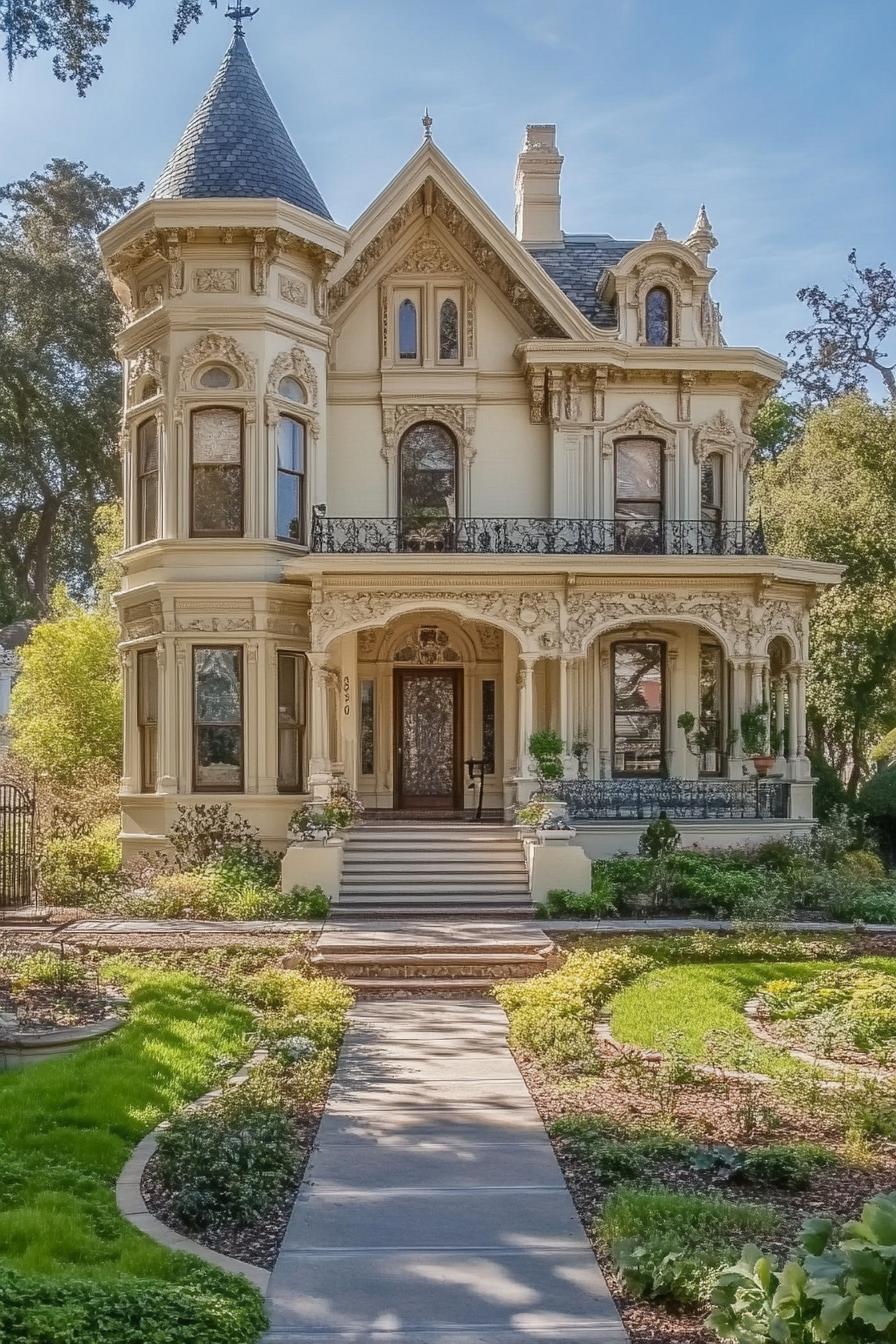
[
  {"xmin": 0, "ymin": 963, "xmax": 267, "ymax": 1343},
  {"xmin": 609, "ymin": 954, "xmax": 896, "ymax": 1076}
]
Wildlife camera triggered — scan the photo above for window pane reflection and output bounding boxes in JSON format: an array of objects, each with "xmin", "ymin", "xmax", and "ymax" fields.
[{"xmin": 613, "ymin": 641, "xmax": 664, "ymax": 775}]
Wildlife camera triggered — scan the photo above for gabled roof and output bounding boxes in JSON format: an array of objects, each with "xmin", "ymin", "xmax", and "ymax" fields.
[
  {"xmin": 151, "ymin": 33, "xmax": 331, "ymax": 219},
  {"xmin": 527, "ymin": 235, "xmax": 643, "ymax": 327}
]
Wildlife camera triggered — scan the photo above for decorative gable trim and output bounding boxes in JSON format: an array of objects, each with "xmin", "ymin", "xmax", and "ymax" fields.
[{"xmin": 392, "ymin": 234, "xmax": 460, "ymax": 275}]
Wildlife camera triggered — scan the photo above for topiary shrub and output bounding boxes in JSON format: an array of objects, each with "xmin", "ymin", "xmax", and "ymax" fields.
[
  {"xmin": 528, "ymin": 728, "xmax": 565, "ymax": 784},
  {"xmin": 638, "ymin": 814, "xmax": 681, "ymax": 858},
  {"xmin": 39, "ymin": 815, "xmax": 121, "ymax": 906}
]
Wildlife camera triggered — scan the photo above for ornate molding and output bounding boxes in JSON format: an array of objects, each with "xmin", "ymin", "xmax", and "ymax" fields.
[
  {"xmin": 178, "ymin": 331, "xmax": 257, "ymax": 392},
  {"xmin": 311, "ymin": 587, "xmax": 561, "ymax": 653},
  {"xmin": 279, "ymin": 274, "xmax": 308, "ymax": 306},
  {"xmin": 527, "ymin": 366, "xmax": 546, "ymax": 424},
  {"xmin": 266, "ymin": 345, "xmax": 319, "ymax": 407},
  {"xmin": 633, "ymin": 262, "xmax": 684, "ymax": 342},
  {"xmin": 122, "ymin": 599, "xmax": 163, "ymax": 640},
  {"xmin": 693, "ymin": 408, "xmax": 754, "ymax": 467},
  {"xmin": 678, "ymin": 371, "xmax": 695, "ymax": 422},
  {"xmin": 381, "ymin": 403, "xmax": 477, "ymax": 464},
  {"xmin": 127, "ymin": 347, "xmax": 167, "ymax": 404},
  {"xmin": 392, "ymin": 233, "xmax": 459, "ymax": 274},
  {"xmin": 601, "ymin": 401, "xmax": 679, "ymax": 455},
  {"xmin": 192, "ymin": 267, "xmax": 239, "ymax": 294}
]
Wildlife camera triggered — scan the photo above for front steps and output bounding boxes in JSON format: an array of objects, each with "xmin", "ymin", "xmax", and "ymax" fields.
[
  {"xmin": 308, "ymin": 920, "xmax": 556, "ymax": 995},
  {"xmin": 337, "ymin": 823, "xmax": 532, "ymax": 917}
]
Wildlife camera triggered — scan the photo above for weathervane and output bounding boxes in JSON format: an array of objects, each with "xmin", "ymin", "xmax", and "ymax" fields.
[
  {"xmin": 225, "ymin": 4, "xmax": 259, "ymax": 36},
  {"xmin": 422, "ymin": 107, "xmax": 433, "ymax": 142}
]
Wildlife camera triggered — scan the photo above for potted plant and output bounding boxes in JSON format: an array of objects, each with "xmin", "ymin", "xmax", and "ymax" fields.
[
  {"xmin": 571, "ymin": 735, "xmax": 591, "ymax": 779},
  {"xmin": 288, "ymin": 782, "xmax": 363, "ymax": 845},
  {"xmin": 528, "ymin": 729, "xmax": 565, "ymax": 786},
  {"xmin": 740, "ymin": 703, "xmax": 774, "ymax": 775},
  {"xmin": 515, "ymin": 799, "xmax": 555, "ymax": 833},
  {"xmin": 677, "ymin": 710, "xmax": 718, "ymax": 760}
]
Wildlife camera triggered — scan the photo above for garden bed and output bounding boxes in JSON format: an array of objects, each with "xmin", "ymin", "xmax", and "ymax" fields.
[{"xmin": 496, "ymin": 933, "xmax": 896, "ymax": 1343}]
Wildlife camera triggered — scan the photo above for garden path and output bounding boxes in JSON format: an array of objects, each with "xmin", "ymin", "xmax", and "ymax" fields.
[{"xmin": 261, "ymin": 996, "xmax": 627, "ymax": 1343}]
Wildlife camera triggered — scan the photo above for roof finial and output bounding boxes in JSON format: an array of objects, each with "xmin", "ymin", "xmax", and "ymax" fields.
[
  {"xmin": 225, "ymin": 4, "xmax": 259, "ymax": 37},
  {"xmin": 651, "ymin": 221, "xmax": 667, "ymax": 241},
  {"xmin": 422, "ymin": 107, "xmax": 433, "ymax": 142},
  {"xmin": 685, "ymin": 203, "xmax": 718, "ymax": 264}
]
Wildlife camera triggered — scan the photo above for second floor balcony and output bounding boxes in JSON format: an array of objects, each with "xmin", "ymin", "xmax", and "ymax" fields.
[{"xmin": 310, "ymin": 509, "xmax": 767, "ymax": 557}]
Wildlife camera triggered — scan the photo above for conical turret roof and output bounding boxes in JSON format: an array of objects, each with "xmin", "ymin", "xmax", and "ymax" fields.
[{"xmin": 151, "ymin": 34, "xmax": 331, "ymax": 219}]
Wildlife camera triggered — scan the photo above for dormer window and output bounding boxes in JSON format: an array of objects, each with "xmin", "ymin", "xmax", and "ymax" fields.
[
  {"xmin": 645, "ymin": 287, "xmax": 672, "ymax": 346},
  {"xmin": 199, "ymin": 365, "xmax": 236, "ymax": 390},
  {"xmin": 438, "ymin": 297, "xmax": 459, "ymax": 361},
  {"xmin": 398, "ymin": 298, "xmax": 418, "ymax": 360}
]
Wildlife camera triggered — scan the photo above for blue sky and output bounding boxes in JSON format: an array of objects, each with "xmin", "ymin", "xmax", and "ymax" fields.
[{"xmin": 1, "ymin": 0, "xmax": 892, "ymax": 356}]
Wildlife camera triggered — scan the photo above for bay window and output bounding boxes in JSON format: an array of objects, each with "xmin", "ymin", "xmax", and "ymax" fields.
[
  {"xmin": 193, "ymin": 646, "xmax": 243, "ymax": 791},
  {"xmin": 190, "ymin": 408, "xmax": 243, "ymax": 537}
]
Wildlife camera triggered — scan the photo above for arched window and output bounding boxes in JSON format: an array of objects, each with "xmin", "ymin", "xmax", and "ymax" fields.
[
  {"xmin": 398, "ymin": 298, "xmax": 418, "ymax": 360},
  {"xmin": 190, "ymin": 408, "xmax": 243, "ymax": 537},
  {"xmin": 198, "ymin": 365, "xmax": 236, "ymax": 389},
  {"xmin": 277, "ymin": 416, "xmax": 306, "ymax": 543},
  {"xmin": 136, "ymin": 418, "xmax": 159, "ymax": 543},
  {"xmin": 399, "ymin": 422, "xmax": 457, "ymax": 552},
  {"xmin": 278, "ymin": 375, "xmax": 306, "ymax": 403},
  {"xmin": 439, "ymin": 298, "xmax": 459, "ymax": 361},
  {"xmin": 700, "ymin": 451, "xmax": 723, "ymax": 549},
  {"xmin": 614, "ymin": 437, "xmax": 663, "ymax": 552},
  {"xmin": 645, "ymin": 287, "xmax": 672, "ymax": 346}
]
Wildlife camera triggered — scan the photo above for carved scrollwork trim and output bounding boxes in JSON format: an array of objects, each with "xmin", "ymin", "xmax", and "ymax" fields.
[
  {"xmin": 693, "ymin": 408, "xmax": 754, "ymax": 467},
  {"xmin": 266, "ymin": 345, "xmax": 319, "ymax": 408},
  {"xmin": 127, "ymin": 347, "xmax": 167, "ymax": 404},
  {"xmin": 381, "ymin": 403, "xmax": 478, "ymax": 464},
  {"xmin": 601, "ymin": 401, "xmax": 679, "ymax": 455},
  {"xmin": 178, "ymin": 331, "xmax": 257, "ymax": 392}
]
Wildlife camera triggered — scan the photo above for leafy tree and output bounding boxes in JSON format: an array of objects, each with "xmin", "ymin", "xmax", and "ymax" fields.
[
  {"xmin": 755, "ymin": 395, "xmax": 896, "ymax": 795},
  {"xmin": 750, "ymin": 394, "xmax": 803, "ymax": 463},
  {"xmin": 8, "ymin": 504, "xmax": 123, "ymax": 785},
  {"xmin": 2, "ymin": 1, "xmax": 221, "ymax": 94},
  {"xmin": 787, "ymin": 250, "xmax": 896, "ymax": 406},
  {"xmin": 0, "ymin": 159, "xmax": 139, "ymax": 620}
]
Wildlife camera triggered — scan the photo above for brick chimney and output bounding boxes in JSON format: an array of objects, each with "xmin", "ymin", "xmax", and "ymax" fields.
[{"xmin": 514, "ymin": 124, "xmax": 563, "ymax": 246}]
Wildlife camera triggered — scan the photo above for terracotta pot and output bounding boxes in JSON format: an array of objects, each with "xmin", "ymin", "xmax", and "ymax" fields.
[{"xmin": 751, "ymin": 755, "xmax": 776, "ymax": 777}]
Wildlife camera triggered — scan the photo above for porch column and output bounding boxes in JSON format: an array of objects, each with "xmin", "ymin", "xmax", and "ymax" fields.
[
  {"xmin": 308, "ymin": 651, "xmax": 334, "ymax": 795},
  {"xmin": 599, "ymin": 648, "xmax": 612, "ymax": 778},
  {"xmin": 774, "ymin": 676, "xmax": 787, "ymax": 768},
  {"xmin": 517, "ymin": 654, "xmax": 536, "ymax": 774},
  {"xmin": 786, "ymin": 666, "xmax": 799, "ymax": 762},
  {"xmin": 796, "ymin": 664, "xmax": 808, "ymax": 760},
  {"xmin": 749, "ymin": 659, "xmax": 764, "ymax": 711},
  {"xmin": 157, "ymin": 640, "xmax": 178, "ymax": 794},
  {"xmin": 559, "ymin": 656, "xmax": 569, "ymax": 746},
  {"xmin": 728, "ymin": 656, "xmax": 746, "ymax": 777}
]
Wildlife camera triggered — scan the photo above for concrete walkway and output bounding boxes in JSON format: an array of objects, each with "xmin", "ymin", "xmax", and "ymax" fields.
[{"xmin": 262, "ymin": 998, "xmax": 626, "ymax": 1344}]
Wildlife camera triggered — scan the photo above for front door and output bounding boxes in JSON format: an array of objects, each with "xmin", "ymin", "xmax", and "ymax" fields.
[{"xmin": 394, "ymin": 669, "xmax": 462, "ymax": 810}]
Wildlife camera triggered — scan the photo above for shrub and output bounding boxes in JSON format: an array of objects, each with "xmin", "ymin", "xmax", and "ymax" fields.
[
  {"xmin": 638, "ymin": 815, "xmax": 681, "ymax": 858},
  {"xmin": 707, "ymin": 1193, "xmax": 896, "ymax": 1343},
  {"xmin": 823, "ymin": 877, "xmax": 896, "ymax": 924},
  {"xmin": 810, "ymin": 752, "xmax": 848, "ymax": 821},
  {"xmin": 244, "ymin": 970, "xmax": 353, "ymax": 1056},
  {"xmin": 155, "ymin": 1086, "xmax": 296, "ymax": 1229},
  {"xmin": 148, "ymin": 871, "xmax": 217, "ymax": 918},
  {"xmin": 550, "ymin": 1114, "xmax": 691, "ymax": 1184},
  {"xmin": 494, "ymin": 946, "xmax": 653, "ymax": 1066},
  {"xmin": 39, "ymin": 815, "xmax": 121, "ymax": 906},
  {"xmin": 279, "ymin": 885, "xmax": 330, "ymax": 919},
  {"xmin": 761, "ymin": 966, "xmax": 896, "ymax": 1058},
  {"xmin": 602, "ymin": 1186, "xmax": 779, "ymax": 1305},
  {"xmin": 839, "ymin": 848, "xmax": 886, "ymax": 878},
  {"xmin": 0, "ymin": 1263, "xmax": 266, "ymax": 1344},
  {"xmin": 536, "ymin": 880, "xmax": 616, "ymax": 920},
  {"xmin": 11, "ymin": 948, "xmax": 88, "ymax": 990},
  {"xmin": 528, "ymin": 728, "xmax": 565, "ymax": 783},
  {"xmin": 168, "ymin": 804, "xmax": 264, "ymax": 870},
  {"xmin": 738, "ymin": 1142, "xmax": 833, "ymax": 1190}
]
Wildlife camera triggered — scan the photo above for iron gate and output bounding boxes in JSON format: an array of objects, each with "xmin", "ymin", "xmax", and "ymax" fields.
[{"xmin": 0, "ymin": 783, "xmax": 35, "ymax": 908}]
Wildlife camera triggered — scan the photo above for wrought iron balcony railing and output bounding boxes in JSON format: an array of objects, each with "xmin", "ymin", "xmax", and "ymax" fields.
[
  {"xmin": 310, "ymin": 511, "xmax": 766, "ymax": 557},
  {"xmin": 549, "ymin": 777, "xmax": 789, "ymax": 822}
]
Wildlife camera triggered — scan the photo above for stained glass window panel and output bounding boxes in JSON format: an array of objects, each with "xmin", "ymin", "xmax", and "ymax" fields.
[
  {"xmin": 193, "ymin": 647, "xmax": 243, "ymax": 790},
  {"xmin": 439, "ymin": 298, "xmax": 459, "ymax": 360},
  {"xmin": 645, "ymin": 287, "xmax": 672, "ymax": 346},
  {"xmin": 191, "ymin": 409, "xmax": 242, "ymax": 535},
  {"xmin": 360, "ymin": 680, "xmax": 375, "ymax": 776}
]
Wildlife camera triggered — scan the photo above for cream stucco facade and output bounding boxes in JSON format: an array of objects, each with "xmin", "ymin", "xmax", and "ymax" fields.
[{"xmin": 99, "ymin": 40, "xmax": 841, "ymax": 857}]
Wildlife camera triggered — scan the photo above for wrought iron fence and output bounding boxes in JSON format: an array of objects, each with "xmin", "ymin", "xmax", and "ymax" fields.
[
  {"xmin": 311, "ymin": 510, "xmax": 766, "ymax": 557},
  {"xmin": 0, "ymin": 783, "xmax": 36, "ymax": 908},
  {"xmin": 549, "ymin": 777, "xmax": 789, "ymax": 822}
]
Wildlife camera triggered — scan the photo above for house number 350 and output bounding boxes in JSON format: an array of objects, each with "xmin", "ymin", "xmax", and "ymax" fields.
[{"xmin": 343, "ymin": 676, "xmax": 350, "ymax": 716}]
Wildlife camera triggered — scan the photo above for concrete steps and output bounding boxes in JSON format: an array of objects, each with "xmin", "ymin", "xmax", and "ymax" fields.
[
  {"xmin": 337, "ymin": 824, "xmax": 532, "ymax": 916},
  {"xmin": 308, "ymin": 919, "xmax": 556, "ymax": 996}
]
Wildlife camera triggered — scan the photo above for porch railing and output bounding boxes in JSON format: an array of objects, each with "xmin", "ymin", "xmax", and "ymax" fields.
[
  {"xmin": 549, "ymin": 778, "xmax": 789, "ymax": 822},
  {"xmin": 310, "ymin": 510, "xmax": 766, "ymax": 557}
]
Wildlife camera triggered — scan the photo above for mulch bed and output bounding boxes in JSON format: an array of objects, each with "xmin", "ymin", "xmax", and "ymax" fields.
[
  {"xmin": 515, "ymin": 1040, "xmax": 896, "ymax": 1344},
  {"xmin": 140, "ymin": 1104, "xmax": 325, "ymax": 1270}
]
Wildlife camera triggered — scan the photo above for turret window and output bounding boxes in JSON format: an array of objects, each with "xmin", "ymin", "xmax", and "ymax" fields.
[
  {"xmin": 398, "ymin": 298, "xmax": 418, "ymax": 360},
  {"xmin": 278, "ymin": 376, "xmax": 306, "ymax": 403},
  {"xmin": 277, "ymin": 416, "xmax": 306, "ymax": 543},
  {"xmin": 701, "ymin": 451, "xmax": 723, "ymax": 546},
  {"xmin": 190, "ymin": 408, "xmax": 243, "ymax": 537},
  {"xmin": 645, "ymin": 287, "xmax": 672, "ymax": 346},
  {"xmin": 136, "ymin": 418, "xmax": 159, "ymax": 543},
  {"xmin": 137, "ymin": 649, "xmax": 158, "ymax": 793},
  {"xmin": 199, "ymin": 365, "xmax": 236, "ymax": 389},
  {"xmin": 193, "ymin": 646, "xmax": 244, "ymax": 791}
]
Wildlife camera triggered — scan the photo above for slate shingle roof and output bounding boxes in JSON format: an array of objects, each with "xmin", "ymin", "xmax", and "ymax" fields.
[
  {"xmin": 527, "ymin": 234, "xmax": 643, "ymax": 327},
  {"xmin": 151, "ymin": 34, "xmax": 331, "ymax": 219}
]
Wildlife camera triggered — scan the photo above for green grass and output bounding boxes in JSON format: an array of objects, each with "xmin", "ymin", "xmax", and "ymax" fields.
[
  {"xmin": 608, "ymin": 955, "xmax": 896, "ymax": 1076},
  {"xmin": 0, "ymin": 963, "xmax": 266, "ymax": 1340}
]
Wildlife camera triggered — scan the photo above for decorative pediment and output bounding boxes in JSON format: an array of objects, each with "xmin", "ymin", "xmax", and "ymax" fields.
[
  {"xmin": 602, "ymin": 401, "xmax": 679, "ymax": 452},
  {"xmin": 694, "ymin": 409, "xmax": 754, "ymax": 467},
  {"xmin": 266, "ymin": 345, "xmax": 319, "ymax": 407},
  {"xmin": 127, "ymin": 347, "xmax": 167, "ymax": 404},
  {"xmin": 178, "ymin": 331, "xmax": 256, "ymax": 392},
  {"xmin": 331, "ymin": 179, "xmax": 567, "ymax": 338}
]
